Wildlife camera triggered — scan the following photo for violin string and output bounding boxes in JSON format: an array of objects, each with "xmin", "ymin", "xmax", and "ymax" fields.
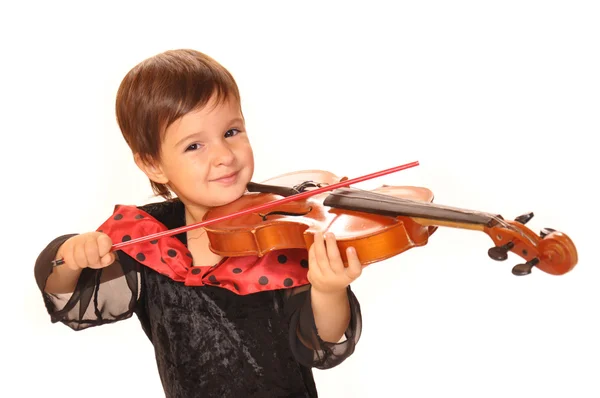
[
  {"xmin": 331, "ymin": 187, "xmax": 494, "ymax": 220},
  {"xmin": 327, "ymin": 187, "xmax": 536, "ymax": 246},
  {"xmin": 353, "ymin": 187, "xmax": 535, "ymax": 245},
  {"xmin": 343, "ymin": 187, "xmax": 533, "ymax": 244}
]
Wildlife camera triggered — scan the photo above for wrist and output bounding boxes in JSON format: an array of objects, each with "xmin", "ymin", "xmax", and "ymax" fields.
[{"xmin": 311, "ymin": 285, "xmax": 348, "ymax": 300}]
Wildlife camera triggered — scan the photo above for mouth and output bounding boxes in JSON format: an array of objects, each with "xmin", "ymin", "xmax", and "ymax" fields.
[{"xmin": 211, "ymin": 171, "xmax": 239, "ymax": 184}]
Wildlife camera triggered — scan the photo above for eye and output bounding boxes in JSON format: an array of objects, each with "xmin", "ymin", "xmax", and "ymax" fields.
[
  {"xmin": 185, "ymin": 143, "xmax": 202, "ymax": 152},
  {"xmin": 224, "ymin": 128, "xmax": 241, "ymax": 138}
]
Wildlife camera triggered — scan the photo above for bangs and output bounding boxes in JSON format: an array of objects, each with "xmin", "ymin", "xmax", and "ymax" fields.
[{"xmin": 159, "ymin": 56, "xmax": 241, "ymax": 137}]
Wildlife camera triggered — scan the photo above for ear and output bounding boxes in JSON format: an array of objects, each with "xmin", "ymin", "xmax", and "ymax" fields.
[{"xmin": 134, "ymin": 153, "xmax": 169, "ymax": 184}]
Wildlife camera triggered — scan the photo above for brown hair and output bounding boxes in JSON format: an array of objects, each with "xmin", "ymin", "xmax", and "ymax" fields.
[{"xmin": 115, "ymin": 49, "xmax": 241, "ymax": 199}]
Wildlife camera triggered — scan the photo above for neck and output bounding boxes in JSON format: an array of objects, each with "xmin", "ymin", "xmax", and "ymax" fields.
[
  {"xmin": 181, "ymin": 202, "xmax": 211, "ymax": 244},
  {"xmin": 181, "ymin": 200, "xmax": 210, "ymax": 227}
]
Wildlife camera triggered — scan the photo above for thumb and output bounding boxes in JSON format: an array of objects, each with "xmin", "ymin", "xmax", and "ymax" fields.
[{"xmin": 100, "ymin": 252, "xmax": 116, "ymax": 267}]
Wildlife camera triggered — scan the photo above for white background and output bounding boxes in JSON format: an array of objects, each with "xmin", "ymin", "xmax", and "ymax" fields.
[{"xmin": 3, "ymin": 1, "xmax": 598, "ymax": 397}]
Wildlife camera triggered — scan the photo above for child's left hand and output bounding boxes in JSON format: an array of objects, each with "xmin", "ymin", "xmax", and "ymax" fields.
[{"xmin": 307, "ymin": 231, "xmax": 363, "ymax": 294}]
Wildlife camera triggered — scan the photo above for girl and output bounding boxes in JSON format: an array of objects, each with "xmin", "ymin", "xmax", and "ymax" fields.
[{"xmin": 34, "ymin": 49, "xmax": 364, "ymax": 397}]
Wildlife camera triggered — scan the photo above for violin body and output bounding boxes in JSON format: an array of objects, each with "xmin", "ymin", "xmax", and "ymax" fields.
[
  {"xmin": 203, "ymin": 170, "xmax": 438, "ymax": 265},
  {"xmin": 203, "ymin": 170, "xmax": 578, "ymax": 276}
]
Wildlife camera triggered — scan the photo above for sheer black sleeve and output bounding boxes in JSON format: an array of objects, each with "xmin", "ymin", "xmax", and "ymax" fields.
[
  {"xmin": 34, "ymin": 234, "xmax": 140, "ymax": 331},
  {"xmin": 283, "ymin": 284, "xmax": 362, "ymax": 369}
]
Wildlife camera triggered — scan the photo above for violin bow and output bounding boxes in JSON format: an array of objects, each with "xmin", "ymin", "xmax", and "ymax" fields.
[{"xmin": 52, "ymin": 161, "xmax": 419, "ymax": 266}]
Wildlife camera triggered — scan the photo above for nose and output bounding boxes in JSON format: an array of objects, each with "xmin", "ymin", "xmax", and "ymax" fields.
[{"xmin": 210, "ymin": 141, "xmax": 235, "ymax": 166}]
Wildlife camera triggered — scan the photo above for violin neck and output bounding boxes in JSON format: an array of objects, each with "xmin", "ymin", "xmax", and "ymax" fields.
[
  {"xmin": 246, "ymin": 182, "xmax": 298, "ymax": 197},
  {"xmin": 323, "ymin": 188, "xmax": 500, "ymax": 231}
]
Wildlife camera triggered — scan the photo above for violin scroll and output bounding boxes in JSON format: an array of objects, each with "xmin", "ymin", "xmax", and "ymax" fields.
[{"xmin": 485, "ymin": 214, "xmax": 577, "ymax": 276}]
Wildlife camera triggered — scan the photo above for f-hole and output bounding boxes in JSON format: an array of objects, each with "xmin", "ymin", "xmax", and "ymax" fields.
[{"xmin": 258, "ymin": 206, "xmax": 313, "ymax": 221}]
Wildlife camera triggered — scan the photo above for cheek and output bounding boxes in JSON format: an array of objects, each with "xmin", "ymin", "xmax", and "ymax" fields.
[
  {"xmin": 236, "ymin": 142, "xmax": 254, "ymax": 165},
  {"xmin": 244, "ymin": 149, "xmax": 254, "ymax": 166},
  {"xmin": 188, "ymin": 157, "xmax": 210, "ymax": 176},
  {"xmin": 169, "ymin": 155, "xmax": 209, "ymax": 181}
]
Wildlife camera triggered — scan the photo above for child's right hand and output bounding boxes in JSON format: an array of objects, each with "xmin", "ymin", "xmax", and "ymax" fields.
[{"xmin": 58, "ymin": 232, "xmax": 117, "ymax": 271}]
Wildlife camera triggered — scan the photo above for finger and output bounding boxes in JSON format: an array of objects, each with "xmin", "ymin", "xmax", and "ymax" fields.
[
  {"xmin": 312, "ymin": 231, "xmax": 329, "ymax": 273},
  {"xmin": 61, "ymin": 241, "xmax": 78, "ymax": 271},
  {"xmin": 94, "ymin": 233, "xmax": 115, "ymax": 268},
  {"xmin": 99, "ymin": 252, "xmax": 116, "ymax": 267},
  {"xmin": 84, "ymin": 236, "xmax": 101, "ymax": 265},
  {"xmin": 73, "ymin": 240, "xmax": 88, "ymax": 269},
  {"xmin": 308, "ymin": 238, "xmax": 323, "ymax": 276},
  {"xmin": 307, "ymin": 243, "xmax": 319, "ymax": 284},
  {"xmin": 97, "ymin": 233, "xmax": 113, "ymax": 257},
  {"xmin": 325, "ymin": 232, "xmax": 344, "ymax": 274},
  {"xmin": 344, "ymin": 247, "xmax": 363, "ymax": 281}
]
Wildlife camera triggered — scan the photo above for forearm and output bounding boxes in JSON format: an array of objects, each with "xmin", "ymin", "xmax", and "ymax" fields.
[{"xmin": 310, "ymin": 287, "xmax": 350, "ymax": 343}]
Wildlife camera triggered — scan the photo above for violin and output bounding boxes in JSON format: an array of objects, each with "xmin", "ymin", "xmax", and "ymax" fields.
[
  {"xmin": 51, "ymin": 161, "xmax": 578, "ymax": 277},
  {"xmin": 202, "ymin": 169, "xmax": 577, "ymax": 277}
]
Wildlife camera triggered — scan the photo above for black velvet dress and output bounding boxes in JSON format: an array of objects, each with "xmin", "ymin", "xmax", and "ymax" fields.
[{"xmin": 34, "ymin": 198, "xmax": 362, "ymax": 397}]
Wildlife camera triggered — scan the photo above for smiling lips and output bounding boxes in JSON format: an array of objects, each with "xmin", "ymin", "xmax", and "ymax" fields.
[{"xmin": 211, "ymin": 171, "xmax": 239, "ymax": 184}]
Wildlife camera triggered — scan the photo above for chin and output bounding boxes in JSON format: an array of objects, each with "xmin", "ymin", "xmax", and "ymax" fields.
[
  {"xmin": 215, "ymin": 191, "xmax": 245, "ymax": 207},
  {"xmin": 209, "ymin": 180, "xmax": 248, "ymax": 207}
]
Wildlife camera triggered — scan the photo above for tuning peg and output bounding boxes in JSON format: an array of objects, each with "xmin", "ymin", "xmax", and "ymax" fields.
[
  {"xmin": 488, "ymin": 242, "xmax": 515, "ymax": 261},
  {"xmin": 514, "ymin": 212, "xmax": 534, "ymax": 225},
  {"xmin": 540, "ymin": 227, "xmax": 556, "ymax": 238},
  {"xmin": 512, "ymin": 258, "xmax": 540, "ymax": 276}
]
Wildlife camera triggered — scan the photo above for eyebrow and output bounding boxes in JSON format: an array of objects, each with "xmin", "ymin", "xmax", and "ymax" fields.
[{"xmin": 174, "ymin": 117, "xmax": 245, "ymax": 148}]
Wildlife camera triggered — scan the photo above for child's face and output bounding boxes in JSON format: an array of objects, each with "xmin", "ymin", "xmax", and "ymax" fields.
[{"xmin": 147, "ymin": 94, "xmax": 254, "ymax": 212}]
